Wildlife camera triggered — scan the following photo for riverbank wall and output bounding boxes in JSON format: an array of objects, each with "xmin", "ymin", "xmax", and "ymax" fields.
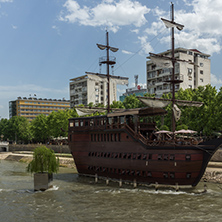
[{"xmin": 8, "ymin": 144, "xmax": 70, "ymax": 154}]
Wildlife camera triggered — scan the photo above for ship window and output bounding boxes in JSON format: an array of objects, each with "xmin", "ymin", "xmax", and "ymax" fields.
[
  {"xmin": 107, "ymin": 153, "xmax": 111, "ymax": 158},
  {"xmin": 114, "ymin": 133, "xmax": 117, "ymax": 141},
  {"xmin": 137, "ymin": 154, "xmax": 141, "ymax": 160},
  {"xmin": 80, "ymin": 120, "xmax": 83, "ymax": 126},
  {"xmin": 97, "ymin": 134, "xmax": 100, "ymax": 141},
  {"xmin": 97, "ymin": 152, "xmax": 100, "ymax": 157},
  {"xmin": 85, "ymin": 120, "xmax": 89, "ymax": 126},
  {"xmin": 101, "ymin": 152, "xmax": 103, "ymax": 157},
  {"xmin": 133, "ymin": 153, "xmax": 136, "ymax": 160},
  {"xmin": 119, "ymin": 153, "xmax": 122, "ymax": 158},
  {"xmin": 111, "ymin": 153, "xmax": 114, "ymax": 158},
  {"xmin": 142, "ymin": 154, "xmax": 147, "ymax": 160},
  {"xmin": 170, "ymin": 172, "xmax": 175, "ymax": 179},
  {"xmin": 186, "ymin": 154, "xmax": 191, "ymax": 161},
  {"xmin": 91, "ymin": 134, "xmax": 93, "ymax": 141},
  {"xmin": 104, "ymin": 153, "xmax": 107, "ymax": 158},
  {"xmin": 147, "ymin": 171, "xmax": 152, "ymax": 177},
  {"xmin": 149, "ymin": 154, "xmax": 152, "ymax": 160},
  {"xmin": 164, "ymin": 154, "xmax": 168, "ymax": 161},
  {"xmin": 94, "ymin": 134, "xmax": 96, "ymax": 141},
  {"xmin": 75, "ymin": 120, "xmax": 79, "ymax": 127},
  {"xmin": 118, "ymin": 133, "xmax": 121, "ymax": 141},
  {"xmin": 111, "ymin": 134, "xmax": 113, "ymax": 142},
  {"xmin": 90, "ymin": 119, "xmax": 94, "ymax": 126},
  {"xmin": 158, "ymin": 154, "xmax": 162, "ymax": 160},
  {"xmin": 186, "ymin": 173, "xmax": 191, "ymax": 179},
  {"xmin": 136, "ymin": 170, "xmax": 140, "ymax": 176},
  {"xmin": 91, "ymin": 152, "xmax": 94, "ymax": 156},
  {"xmin": 169, "ymin": 155, "xmax": 175, "ymax": 161},
  {"xmin": 128, "ymin": 154, "xmax": 131, "ymax": 159},
  {"xmin": 69, "ymin": 122, "xmax": 74, "ymax": 127},
  {"xmin": 114, "ymin": 154, "xmax": 118, "ymax": 158},
  {"xmin": 123, "ymin": 153, "xmax": 127, "ymax": 159},
  {"xmin": 88, "ymin": 152, "xmax": 91, "ymax": 156},
  {"xmin": 95, "ymin": 152, "xmax": 97, "ymax": 157},
  {"xmin": 163, "ymin": 172, "xmax": 168, "ymax": 178},
  {"xmin": 101, "ymin": 134, "xmax": 103, "ymax": 141},
  {"xmin": 104, "ymin": 134, "xmax": 106, "ymax": 142},
  {"xmin": 107, "ymin": 134, "xmax": 110, "ymax": 142}
]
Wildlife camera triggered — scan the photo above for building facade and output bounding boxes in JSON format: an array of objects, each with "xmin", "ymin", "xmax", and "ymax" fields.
[
  {"xmin": 70, "ymin": 72, "xmax": 128, "ymax": 108},
  {"xmin": 9, "ymin": 97, "xmax": 70, "ymax": 121},
  {"xmin": 146, "ymin": 48, "xmax": 211, "ymax": 96}
]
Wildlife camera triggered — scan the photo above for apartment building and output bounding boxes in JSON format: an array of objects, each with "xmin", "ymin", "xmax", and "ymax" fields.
[
  {"xmin": 9, "ymin": 97, "xmax": 70, "ymax": 121},
  {"xmin": 146, "ymin": 48, "xmax": 211, "ymax": 96},
  {"xmin": 70, "ymin": 72, "xmax": 128, "ymax": 108}
]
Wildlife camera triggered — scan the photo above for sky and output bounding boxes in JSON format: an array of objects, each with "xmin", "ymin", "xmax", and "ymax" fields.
[{"xmin": 1, "ymin": 0, "xmax": 222, "ymax": 119}]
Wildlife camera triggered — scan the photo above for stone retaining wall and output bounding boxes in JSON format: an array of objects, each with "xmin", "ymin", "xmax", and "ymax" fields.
[
  {"xmin": 211, "ymin": 149, "xmax": 222, "ymax": 162},
  {"xmin": 9, "ymin": 144, "xmax": 71, "ymax": 154}
]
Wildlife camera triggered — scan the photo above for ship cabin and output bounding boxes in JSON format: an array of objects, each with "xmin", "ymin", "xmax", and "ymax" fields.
[{"xmin": 69, "ymin": 107, "xmax": 167, "ymax": 144}]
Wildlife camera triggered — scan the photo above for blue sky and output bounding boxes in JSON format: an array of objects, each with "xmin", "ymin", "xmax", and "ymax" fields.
[{"xmin": 0, "ymin": 0, "xmax": 222, "ymax": 118}]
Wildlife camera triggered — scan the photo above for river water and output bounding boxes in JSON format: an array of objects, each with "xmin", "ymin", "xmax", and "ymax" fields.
[{"xmin": 0, "ymin": 160, "xmax": 222, "ymax": 222}]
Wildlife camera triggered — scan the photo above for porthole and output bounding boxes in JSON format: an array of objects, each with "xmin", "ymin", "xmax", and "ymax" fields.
[
  {"xmin": 186, "ymin": 173, "xmax": 191, "ymax": 179},
  {"xmin": 186, "ymin": 154, "xmax": 191, "ymax": 161}
]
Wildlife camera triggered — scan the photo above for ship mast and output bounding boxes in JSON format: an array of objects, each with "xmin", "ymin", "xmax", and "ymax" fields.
[
  {"xmin": 97, "ymin": 31, "xmax": 119, "ymax": 113},
  {"xmin": 171, "ymin": 3, "xmax": 176, "ymax": 133}
]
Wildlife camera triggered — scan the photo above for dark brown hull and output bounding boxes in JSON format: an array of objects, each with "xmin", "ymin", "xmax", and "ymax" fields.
[{"xmin": 69, "ymin": 128, "xmax": 222, "ymax": 187}]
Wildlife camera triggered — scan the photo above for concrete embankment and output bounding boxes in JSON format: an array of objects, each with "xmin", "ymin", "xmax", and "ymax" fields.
[
  {"xmin": 0, "ymin": 151, "xmax": 77, "ymax": 173},
  {"xmin": 1, "ymin": 150, "xmax": 222, "ymax": 184}
]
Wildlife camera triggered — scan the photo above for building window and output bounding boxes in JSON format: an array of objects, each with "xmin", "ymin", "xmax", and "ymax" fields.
[
  {"xmin": 189, "ymin": 85, "xmax": 192, "ymax": 89},
  {"xmin": 188, "ymin": 68, "xmax": 192, "ymax": 75},
  {"xmin": 200, "ymin": 63, "xmax": 204, "ymax": 67},
  {"xmin": 188, "ymin": 51, "xmax": 193, "ymax": 55},
  {"xmin": 200, "ymin": 78, "xmax": 203, "ymax": 82},
  {"xmin": 200, "ymin": 70, "xmax": 203, "ymax": 74}
]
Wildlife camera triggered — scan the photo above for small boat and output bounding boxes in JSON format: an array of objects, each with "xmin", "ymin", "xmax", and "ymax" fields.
[{"xmin": 68, "ymin": 3, "xmax": 222, "ymax": 187}]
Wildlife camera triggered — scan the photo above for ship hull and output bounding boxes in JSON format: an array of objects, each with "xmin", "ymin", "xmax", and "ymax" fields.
[{"xmin": 69, "ymin": 128, "xmax": 222, "ymax": 187}]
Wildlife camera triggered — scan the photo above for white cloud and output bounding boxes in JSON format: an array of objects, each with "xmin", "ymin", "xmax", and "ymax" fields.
[
  {"xmin": 211, "ymin": 74, "xmax": 222, "ymax": 89},
  {"xmin": 60, "ymin": 0, "xmax": 150, "ymax": 32},
  {"xmin": 145, "ymin": 0, "xmax": 222, "ymax": 55},
  {"xmin": 0, "ymin": 0, "xmax": 13, "ymax": 2},
  {"xmin": 11, "ymin": 24, "xmax": 17, "ymax": 29},
  {"xmin": 0, "ymin": 84, "xmax": 68, "ymax": 100},
  {"xmin": 122, "ymin": 49, "xmax": 133, "ymax": 55},
  {"xmin": 138, "ymin": 35, "xmax": 153, "ymax": 54},
  {"xmin": 131, "ymin": 29, "xmax": 139, "ymax": 34}
]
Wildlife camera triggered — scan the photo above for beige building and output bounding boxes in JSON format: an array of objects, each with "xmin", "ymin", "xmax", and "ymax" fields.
[
  {"xmin": 146, "ymin": 48, "xmax": 211, "ymax": 96},
  {"xmin": 69, "ymin": 72, "xmax": 128, "ymax": 108},
  {"xmin": 9, "ymin": 97, "xmax": 70, "ymax": 121}
]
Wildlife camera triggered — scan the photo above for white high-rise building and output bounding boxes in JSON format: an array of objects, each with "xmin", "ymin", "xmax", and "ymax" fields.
[
  {"xmin": 146, "ymin": 48, "xmax": 211, "ymax": 96},
  {"xmin": 69, "ymin": 72, "xmax": 128, "ymax": 108}
]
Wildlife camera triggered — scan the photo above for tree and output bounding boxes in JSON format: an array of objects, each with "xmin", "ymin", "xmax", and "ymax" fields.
[
  {"xmin": 5, "ymin": 116, "xmax": 32, "ymax": 143},
  {"xmin": 31, "ymin": 114, "xmax": 49, "ymax": 143}
]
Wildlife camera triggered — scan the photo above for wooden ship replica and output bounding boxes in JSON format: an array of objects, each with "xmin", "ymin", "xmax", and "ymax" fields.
[{"xmin": 68, "ymin": 3, "xmax": 222, "ymax": 188}]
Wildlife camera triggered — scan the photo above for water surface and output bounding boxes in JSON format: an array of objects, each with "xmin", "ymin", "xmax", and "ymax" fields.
[{"xmin": 0, "ymin": 160, "xmax": 222, "ymax": 222}]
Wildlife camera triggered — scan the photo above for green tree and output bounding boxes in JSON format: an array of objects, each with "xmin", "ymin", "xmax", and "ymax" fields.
[
  {"xmin": 5, "ymin": 116, "xmax": 32, "ymax": 143},
  {"xmin": 31, "ymin": 114, "xmax": 49, "ymax": 143}
]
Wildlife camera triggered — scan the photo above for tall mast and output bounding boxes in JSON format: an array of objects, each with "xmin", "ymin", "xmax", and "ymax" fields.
[
  {"xmin": 97, "ymin": 31, "xmax": 119, "ymax": 113},
  {"xmin": 106, "ymin": 31, "xmax": 110, "ymax": 113},
  {"xmin": 171, "ymin": 3, "xmax": 176, "ymax": 133}
]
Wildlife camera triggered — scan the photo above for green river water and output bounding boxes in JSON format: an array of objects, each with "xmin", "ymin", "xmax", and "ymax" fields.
[{"xmin": 0, "ymin": 160, "xmax": 222, "ymax": 222}]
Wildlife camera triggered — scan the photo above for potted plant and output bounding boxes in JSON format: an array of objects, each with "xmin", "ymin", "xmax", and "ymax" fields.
[{"xmin": 27, "ymin": 146, "xmax": 59, "ymax": 191}]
